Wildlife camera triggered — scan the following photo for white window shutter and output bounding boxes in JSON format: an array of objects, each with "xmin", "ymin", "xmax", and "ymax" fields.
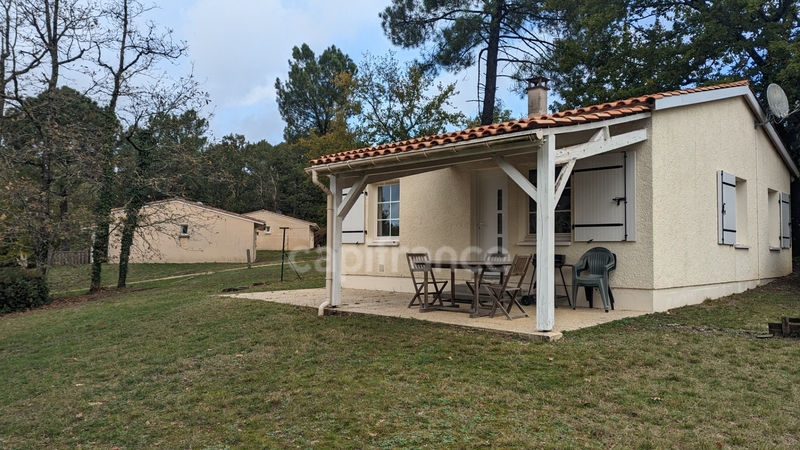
[
  {"xmin": 717, "ymin": 171, "xmax": 737, "ymax": 245},
  {"xmin": 780, "ymin": 192, "xmax": 791, "ymax": 249},
  {"xmin": 573, "ymin": 151, "xmax": 633, "ymax": 241},
  {"xmin": 341, "ymin": 188, "xmax": 366, "ymax": 244}
]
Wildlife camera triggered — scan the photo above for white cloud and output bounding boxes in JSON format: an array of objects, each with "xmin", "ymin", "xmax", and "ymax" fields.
[{"xmin": 145, "ymin": 0, "xmax": 531, "ymax": 144}]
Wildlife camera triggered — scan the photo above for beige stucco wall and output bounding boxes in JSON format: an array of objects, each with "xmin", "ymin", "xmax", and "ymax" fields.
[
  {"xmin": 246, "ymin": 211, "xmax": 315, "ymax": 251},
  {"xmin": 108, "ymin": 202, "xmax": 259, "ymax": 263},
  {"xmin": 650, "ymin": 97, "xmax": 792, "ymax": 290},
  {"xmin": 341, "ymin": 166, "xmax": 474, "ymax": 287}
]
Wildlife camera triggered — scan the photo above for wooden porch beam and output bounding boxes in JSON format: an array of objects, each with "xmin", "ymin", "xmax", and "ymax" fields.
[
  {"xmin": 337, "ymin": 174, "xmax": 369, "ymax": 219},
  {"xmin": 492, "ymin": 155, "xmax": 538, "ymax": 201},
  {"xmin": 554, "ymin": 129, "xmax": 647, "ymax": 164},
  {"xmin": 329, "ymin": 175, "xmax": 343, "ymax": 307},
  {"xmin": 554, "ymin": 158, "xmax": 576, "ymax": 205}
]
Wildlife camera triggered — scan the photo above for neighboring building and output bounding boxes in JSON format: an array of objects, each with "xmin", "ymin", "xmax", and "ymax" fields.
[
  {"xmin": 243, "ymin": 210, "xmax": 318, "ymax": 251},
  {"xmin": 108, "ymin": 199, "xmax": 265, "ymax": 263},
  {"xmin": 307, "ymin": 80, "xmax": 797, "ymax": 330}
]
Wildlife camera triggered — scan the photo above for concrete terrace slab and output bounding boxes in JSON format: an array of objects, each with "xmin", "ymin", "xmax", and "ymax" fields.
[{"xmin": 226, "ymin": 288, "xmax": 648, "ymax": 341}]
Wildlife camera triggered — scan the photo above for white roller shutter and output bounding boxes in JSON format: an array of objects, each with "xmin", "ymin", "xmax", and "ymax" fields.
[
  {"xmin": 780, "ymin": 192, "xmax": 791, "ymax": 249},
  {"xmin": 341, "ymin": 188, "xmax": 366, "ymax": 244},
  {"xmin": 717, "ymin": 171, "xmax": 737, "ymax": 245},
  {"xmin": 573, "ymin": 151, "xmax": 635, "ymax": 242}
]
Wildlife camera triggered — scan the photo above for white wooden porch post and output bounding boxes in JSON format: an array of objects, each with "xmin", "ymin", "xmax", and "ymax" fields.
[
  {"xmin": 329, "ymin": 174, "xmax": 343, "ymax": 306},
  {"xmin": 536, "ymin": 134, "xmax": 556, "ymax": 331}
]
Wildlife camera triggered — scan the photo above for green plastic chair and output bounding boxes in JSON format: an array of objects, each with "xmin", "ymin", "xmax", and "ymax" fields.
[{"xmin": 571, "ymin": 247, "xmax": 616, "ymax": 312}]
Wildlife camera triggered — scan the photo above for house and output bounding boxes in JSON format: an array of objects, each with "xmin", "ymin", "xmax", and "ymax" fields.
[
  {"xmin": 108, "ymin": 198, "xmax": 265, "ymax": 264},
  {"xmin": 243, "ymin": 210, "xmax": 318, "ymax": 251},
  {"xmin": 306, "ymin": 80, "xmax": 797, "ymax": 332}
]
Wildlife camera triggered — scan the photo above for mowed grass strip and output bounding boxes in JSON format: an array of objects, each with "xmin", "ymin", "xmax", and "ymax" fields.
[{"xmin": 1, "ymin": 261, "xmax": 799, "ymax": 449}]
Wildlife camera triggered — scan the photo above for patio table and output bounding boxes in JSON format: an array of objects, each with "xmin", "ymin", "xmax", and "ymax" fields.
[{"xmin": 422, "ymin": 260, "xmax": 512, "ymax": 318}]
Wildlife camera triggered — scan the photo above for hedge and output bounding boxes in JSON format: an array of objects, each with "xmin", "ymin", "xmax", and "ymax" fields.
[{"xmin": 0, "ymin": 267, "xmax": 51, "ymax": 314}]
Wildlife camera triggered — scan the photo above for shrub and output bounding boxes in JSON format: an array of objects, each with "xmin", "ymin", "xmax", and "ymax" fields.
[{"xmin": 0, "ymin": 267, "xmax": 51, "ymax": 314}]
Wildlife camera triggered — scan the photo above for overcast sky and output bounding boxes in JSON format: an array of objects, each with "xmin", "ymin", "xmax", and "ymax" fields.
[{"xmin": 146, "ymin": 0, "xmax": 528, "ymax": 145}]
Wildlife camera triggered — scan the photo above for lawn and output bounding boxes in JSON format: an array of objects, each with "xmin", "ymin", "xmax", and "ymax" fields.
[
  {"xmin": 47, "ymin": 249, "xmax": 323, "ymax": 295},
  {"xmin": 1, "ymin": 257, "xmax": 799, "ymax": 449}
]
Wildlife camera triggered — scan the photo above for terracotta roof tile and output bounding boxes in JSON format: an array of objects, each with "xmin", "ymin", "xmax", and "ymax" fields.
[{"xmin": 310, "ymin": 80, "xmax": 750, "ymax": 166}]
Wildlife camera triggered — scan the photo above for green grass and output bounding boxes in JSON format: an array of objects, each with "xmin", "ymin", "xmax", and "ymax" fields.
[
  {"xmin": 2, "ymin": 262, "xmax": 800, "ymax": 449},
  {"xmin": 47, "ymin": 249, "xmax": 324, "ymax": 295}
]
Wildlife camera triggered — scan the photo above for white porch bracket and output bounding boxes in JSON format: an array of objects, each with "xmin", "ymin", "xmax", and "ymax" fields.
[
  {"xmin": 337, "ymin": 174, "xmax": 369, "ymax": 219},
  {"xmin": 554, "ymin": 158, "xmax": 576, "ymax": 206},
  {"xmin": 554, "ymin": 129, "xmax": 647, "ymax": 164},
  {"xmin": 492, "ymin": 155, "xmax": 538, "ymax": 200}
]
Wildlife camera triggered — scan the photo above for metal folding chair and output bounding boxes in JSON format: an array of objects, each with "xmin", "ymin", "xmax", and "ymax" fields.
[{"xmin": 406, "ymin": 253, "xmax": 448, "ymax": 308}]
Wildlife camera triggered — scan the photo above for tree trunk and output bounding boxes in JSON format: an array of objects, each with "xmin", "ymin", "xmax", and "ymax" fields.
[
  {"xmin": 480, "ymin": 1, "xmax": 504, "ymax": 126},
  {"xmin": 34, "ymin": 151, "xmax": 52, "ymax": 276},
  {"xmin": 90, "ymin": 173, "xmax": 114, "ymax": 292},
  {"xmin": 117, "ymin": 203, "xmax": 140, "ymax": 288}
]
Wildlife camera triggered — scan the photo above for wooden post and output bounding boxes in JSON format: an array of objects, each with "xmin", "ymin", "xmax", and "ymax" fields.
[
  {"xmin": 536, "ymin": 134, "xmax": 556, "ymax": 331},
  {"xmin": 330, "ymin": 175, "xmax": 343, "ymax": 307},
  {"xmin": 246, "ymin": 249, "xmax": 251, "ymax": 269}
]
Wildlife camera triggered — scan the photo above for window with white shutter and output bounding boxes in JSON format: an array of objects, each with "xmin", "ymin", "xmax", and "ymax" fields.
[
  {"xmin": 717, "ymin": 171, "xmax": 737, "ymax": 245},
  {"xmin": 780, "ymin": 192, "xmax": 791, "ymax": 249},
  {"xmin": 573, "ymin": 151, "xmax": 636, "ymax": 242},
  {"xmin": 341, "ymin": 188, "xmax": 366, "ymax": 244},
  {"xmin": 768, "ymin": 190, "xmax": 780, "ymax": 248}
]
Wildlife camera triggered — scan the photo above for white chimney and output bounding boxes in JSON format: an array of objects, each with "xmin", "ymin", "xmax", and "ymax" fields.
[{"xmin": 526, "ymin": 77, "xmax": 549, "ymax": 117}]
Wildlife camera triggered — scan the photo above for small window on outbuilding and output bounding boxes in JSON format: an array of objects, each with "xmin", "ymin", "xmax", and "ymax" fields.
[
  {"xmin": 264, "ymin": 225, "xmax": 271, "ymax": 234},
  {"xmin": 180, "ymin": 224, "xmax": 189, "ymax": 237}
]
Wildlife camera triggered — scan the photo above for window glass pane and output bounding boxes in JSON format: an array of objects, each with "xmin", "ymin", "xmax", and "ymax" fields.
[
  {"xmin": 379, "ymin": 186, "xmax": 390, "ymax": 203},
  {"xmin": 529, "ymin": 168, "xmax": 572, "ymax": 235},
  {"xmin": 497, "ymin": 237, "xmax": 503, "ymax": 249},
  {"xmin": 556, "ymin": 212, "xmax": 571, "ymax": 234},
  {"xmin": 497, "ymin": 213, "xmax": 503, "ymax": 233},
  {"xmin": 377, "ymin": 183, "xmax": 400, "ymax": 238},
  {"xmin": 556, "ymin": 189, "xmax": 571, "ymax": 211},
  {"xmin": 497, "ymin": 189, "xmax": 503, "ymax": 211}
]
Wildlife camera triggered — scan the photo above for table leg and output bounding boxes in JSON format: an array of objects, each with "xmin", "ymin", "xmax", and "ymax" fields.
[
  {"xmin": 450, "ymin": 267, "xmax": 456, "ymax": 306},
  {"xmin": 470, "ymin": 269, "xmax": 480, "ymax": 317},
  {"xmin": 422, "ymin": 269, "xmax": 429, "ymax": 311}
]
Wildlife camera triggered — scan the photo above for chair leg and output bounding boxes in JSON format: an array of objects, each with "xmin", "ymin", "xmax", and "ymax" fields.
[
  {"xmin": 559, "ymin": 267, "xmax": 571, "ymax": 308},
  {"xmin": 598, "ymin": 281, "xmax": 610, "ymax": 313},
  {"xmin": 408, "ymin": 285, "xmax": 424, "ymax": 308},
  {"xmin": 507, "ymin": 295, "xmax": 529, "ymax": 318},
  {"xmin": 608, "ymin": 286, "xmax": 615, "ymax": 311},
  {"xmin": 572, "ymin": 282, "xmax": 579, "ymax": 310}
]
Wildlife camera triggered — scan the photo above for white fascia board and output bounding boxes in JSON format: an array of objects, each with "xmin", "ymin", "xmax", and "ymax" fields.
[{"xmin": 653, "ymin": 85, "xmax": 753, "ymax": 111}]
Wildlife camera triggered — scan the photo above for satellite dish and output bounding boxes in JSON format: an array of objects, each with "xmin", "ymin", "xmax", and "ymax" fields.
[{"xmin": 767, "ymin": 83, "xmax": 790, "ymax": 119}]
